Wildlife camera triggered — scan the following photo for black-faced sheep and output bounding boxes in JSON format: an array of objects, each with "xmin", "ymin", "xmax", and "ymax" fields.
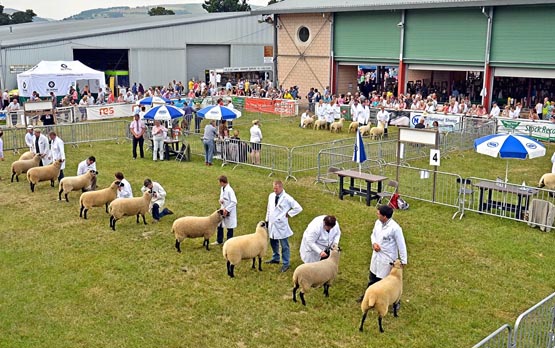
[
  {"xmin": 359, "ymin": 259, "xmax": 403, "ymax": 333},
  {"xmin": 292, "ymin": 246, "xmax": 340, "ymax": 306},
  {"xmin": 58, "ymin": 170, "xmax": 97, "ymax": 202},
  {"xmin": 222, "ymin": 221, "xmax": 268, "ymax": 278},
  {"xmin": 26, "ymin": 159, "xmax": 63, "ymax": 192},
  {"xmin": 79, "ymin": 180, "xmax": 122, "ymax": 219},
  {"xmin": 172, "ymin": 210, "xmax": 224, "ymax": 253},
  {"xmin": 11, "ymin": 154, "xmax": 41, "ymax": 182},
  {"xmin": 108, "ymin": 190, "xmax": 152, "ymax": 231}
]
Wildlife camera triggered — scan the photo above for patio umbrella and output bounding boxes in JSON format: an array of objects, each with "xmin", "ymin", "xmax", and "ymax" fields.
[
  {"xmin": 138, "ymin": 96, "xmax": 171, "ymax": 105},
  {"xmin": 473, "ymin": 133, "xmax": 546, "ymax": 182},
  {"xmin": 352, "ymin": 128, "xmax": 367, "ymax": 172},
  {"xmin": 143, "ymin": 104, "xmax": 184, "ymax": 121},
  {"xmin": 196, "ymin": 105, "xmax": 242, "ymax": 120}
]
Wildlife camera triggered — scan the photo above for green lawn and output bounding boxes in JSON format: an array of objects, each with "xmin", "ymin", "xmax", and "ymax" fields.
[{"xmin": 1, "ymin": 114, "xmax": 554, "ymax": 348}]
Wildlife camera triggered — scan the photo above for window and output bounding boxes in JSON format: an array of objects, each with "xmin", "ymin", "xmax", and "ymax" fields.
[{"xmin": 298, "ymin": 26, "xmax": 310, "ymax": 43}]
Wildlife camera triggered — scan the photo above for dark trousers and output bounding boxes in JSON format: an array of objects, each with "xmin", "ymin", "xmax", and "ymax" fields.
[
  {"xmin": 152, "ymin": 203, "xmax": 170, "ymax": 220},
  {"xmin": 132, "ymin": 136, "xmax": 144, "ymax": 159},
  {"xmin": 194, "ymin": 116, "xmax": 201, "ymax": 134},
  {"xmin": 367, "ymin": 271, "xmax": 382, "ymax": 288},
  {"xmin": 57, "ymin": 169, "xmax": 64, "ymax": 182},
  {"xmin": 216, "ymin": 226, "xmax": 234, "ymax": 244}
]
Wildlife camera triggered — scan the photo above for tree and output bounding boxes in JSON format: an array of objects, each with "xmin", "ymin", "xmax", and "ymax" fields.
[
  {"xmin": 148, "ymin": 7, "xmax": 175, "ymax": 16},
  {"xmin": 0, "ymin": 6, "xmax": 10, "ymax": 26},
  {"xmin": 9, "ymin": 9, "xmax": 37, "ymax": 24},
  {"xmin": 267, "ymin": 0, "xmax": 283, "ymax": 5},
  {"xmin": 202, "ymin": 0, "xmax": 250, "ymax": 13}
]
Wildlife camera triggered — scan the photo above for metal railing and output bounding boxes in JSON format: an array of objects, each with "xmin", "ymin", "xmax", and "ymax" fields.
[{"xmin": 472, "ymin": 324, "xmax": 512, "ymax": 348}]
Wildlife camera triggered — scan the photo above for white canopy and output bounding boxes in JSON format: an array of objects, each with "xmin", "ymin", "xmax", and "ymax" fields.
[{"xmin": 17, "ymin": 60, "xmax": 106, "ymax": 97}]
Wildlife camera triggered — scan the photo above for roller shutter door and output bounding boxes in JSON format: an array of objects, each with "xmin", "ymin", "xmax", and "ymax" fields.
[{"xmin": 186, "ymin": 45, "xmax": 230, "ymax": 82}]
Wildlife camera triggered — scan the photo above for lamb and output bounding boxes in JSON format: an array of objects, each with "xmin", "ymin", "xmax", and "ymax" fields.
[
  {"xmin": 538, "ymin": 173, "xmax": 555, "ymax": 189},
  {"xmin": 19, "ymin": 151, "xmax": 35, "ymax": 160},
  {"xmin": 172, "ymin": 209, "xmax": 225, "ymax": 253},
  {"xmin": 359, "ymin": 259, "xmax": 403, "ymax": 333},
  {"xmin": 222, "ymin": 221, "xmax": 268, "ymax": 278},
  {"xmin": 348, "ymin": 121, "xmax": 359, "ymax": 133},
  {"xmin": 79, "ymin": 180, "xmax": 122, "ymax": 219},
  {"xmin": 108, "ymin": 190, "xmax": 152, "ymax": 231},
  {"xmin": 330, "ymin": 118, "xmax": 345, "ymax": 133},
  {"xmin": 369, "ymin": 121, "xmax": 385, "ymax": 140},
  {"xmin": 58, "ymin": 170, "xmax": 97, "ymax": 202},
  {"xmin": 302, "ymin": 115, "xmax": 316, "ymax": 128},
  {"xmin": 292, "ymin": 246, "xmax": 340, "ymax": 306},
  {"xmin": 359, "ymin": 124, "xmax": 372, "ymax": 136},
  {"xmin": 26, "ymin": 159, "xmax": 63, "ymax": 192},
  {"xmin": 313, "ymin": 119, "xmax": 327, "ymax": 130},
  {"xmin": 11, "ymin": 154, "xmax": 41, "ymax": 182}
]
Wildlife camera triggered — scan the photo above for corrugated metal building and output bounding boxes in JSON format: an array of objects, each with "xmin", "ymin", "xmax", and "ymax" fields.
[{"xmin": 0, "ymin": 12, "xmax": 273, "ymax": 89}]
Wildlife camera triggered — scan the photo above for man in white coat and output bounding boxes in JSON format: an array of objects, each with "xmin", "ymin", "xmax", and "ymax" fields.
[
  {"xmin": 351, "ymin": 99, "xmax": 364, "ymax": 124},
  {"xmin": 25, "ymin": 126, "xmax": 34, "ymax": 151},
  {"xmin": 265, "ymin": 180, "xmax": 303, "ymax": 273},
  {"xmin": 376, "ymin": 106, "xmax": 390, "ymax": 138},
  {"xmin": 115, "ymin": 172, "xmax": 133, "ymax": 198},
  {"xmin": 213, "ymin": 175, "xmax": 237, "ymax": 245},
  {"xmin": 77, "ymin": 156, "xmax": 97, "ymax": 190},
  {"xmin": 48, "ymin": 131, "xmax": 65, "ymax": 181},
  {"xmin": 300, "ymin": 215, "xmax": 341, "ymax": 263},
  {"xmin": 141, "ymin": 178, "xmax": 173, "ymax": 223},
  {"xmin": 33, "ymin": 129, "xmax": 51, "ymax": 166}
]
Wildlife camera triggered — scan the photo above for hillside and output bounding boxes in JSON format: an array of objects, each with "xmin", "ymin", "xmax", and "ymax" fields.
[{"xmin": 64, "ymin": 4, "xmax": 207, "ymax": 20}]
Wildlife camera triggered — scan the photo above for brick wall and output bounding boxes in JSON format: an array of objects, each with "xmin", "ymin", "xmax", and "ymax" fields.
[{"xmin": 336, "ymin": 65, "xmax": 358, "ymax": 96}]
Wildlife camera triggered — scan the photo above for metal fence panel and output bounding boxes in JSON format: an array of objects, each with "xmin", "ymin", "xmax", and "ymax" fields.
[
  {"xmin": 472, "ymin": 324, "xmax": 512, "ymax": 348},
  {"xmin": 513, "ymin": 292, "xmax": 555, "ymax": 348}
]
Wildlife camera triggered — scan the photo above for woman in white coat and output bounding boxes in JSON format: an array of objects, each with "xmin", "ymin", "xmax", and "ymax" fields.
[
  {"xmin": 214, "ymin": 175, "xmax": 237, "ymax": 245},
  {"xmin": 300, "ymin": 215, "xmax": 341, "ymax": 263},
  {"xmin": 48, "ymin": 131, "xmax": 65, "ymax": 180},
  {"xmin": 265, "ymin": 180, "xmax": 303, "ymax": 272}
]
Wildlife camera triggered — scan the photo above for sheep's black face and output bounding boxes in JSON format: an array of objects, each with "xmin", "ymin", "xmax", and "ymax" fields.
[{"xmin": 259, "ymin": 221, "xmax": 267, "ymax": 228}]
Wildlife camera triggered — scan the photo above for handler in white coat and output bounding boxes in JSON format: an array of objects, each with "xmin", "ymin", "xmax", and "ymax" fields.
[
  {"xmin": 300, "ymin": 215, "xmax": 341, "ymax": 263},
  {"xmin": 214, "ymin": 175, "xmax": 237, "ymax": 245},
  {"xmin": 48, "ymin": 131, "xmax": 65, "ymax": 180},
  {"xmin": 265, "ymin": 180, "xmax": 303, "ymax": 272},
  {"xmin": 33, "ymin": 129, "xmax": 51, "ymax": 166},
  {"xmin": 141, "ymin": 178, "xmax": 173, "ymax": 222}
]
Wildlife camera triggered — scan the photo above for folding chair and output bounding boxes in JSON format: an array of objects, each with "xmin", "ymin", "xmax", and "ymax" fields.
[
  {"xmin": 175, "ymin": 141, "xmax": 190, "ymax": 162},
  {"xmin": 320, "ymin": 166, "xmax": 341, "ymax": 195},
  {"xmin": 452, "ymin": 178, "xmax": 473, "ymax": 220},
  {"xmin": 376, "ymin": 180, "xmax": 398, "ymax": 207}
]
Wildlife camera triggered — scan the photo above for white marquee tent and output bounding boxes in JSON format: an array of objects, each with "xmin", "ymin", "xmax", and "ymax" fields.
[{"xmin": 17, "ymin": 60, "xmax": 106, "ymax": 97}]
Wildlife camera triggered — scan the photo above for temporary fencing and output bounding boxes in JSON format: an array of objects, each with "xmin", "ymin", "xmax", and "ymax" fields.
[{"xmin": 472, "ymin": 324, "xmax": 512, "ymax": 348}]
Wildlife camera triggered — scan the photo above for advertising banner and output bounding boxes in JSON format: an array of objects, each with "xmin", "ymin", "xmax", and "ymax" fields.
[
  {"xmin": 86, "ymin": 103, "xmax": 134, "ymax": 120},
  {"xmin": 409, "ymin": 112, "xmax": 462, "ymax": 130},
  {"xmin": 244, "ymin": 98, "xmax": 297, "ymax": 116},
  {"xmin": 497, "ymin": 118, "xmax": 555, "ymax": 141}
]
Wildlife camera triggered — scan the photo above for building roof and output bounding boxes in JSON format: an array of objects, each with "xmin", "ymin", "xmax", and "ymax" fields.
[
  {"xmin": 251, "ymin": 0, "xmax": 555, "ymax": 14},
  {"xmin": 0, "ymin": 12, "xmax": 250, "ymax": 48}
]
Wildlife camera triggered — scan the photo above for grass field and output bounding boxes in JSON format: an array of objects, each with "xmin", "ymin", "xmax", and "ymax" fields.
[{"xmin": 1, "ymin": 114, "xmax": 554, "ymax": 348}]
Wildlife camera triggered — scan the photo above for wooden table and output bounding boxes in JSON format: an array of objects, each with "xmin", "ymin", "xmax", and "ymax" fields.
[
  {"xmin": 336, "ymin": 170, "xmax": 388, "ymax": 206},
  {"xmin": 474, "ymin": 181, "xmax": 538, "ymax": 220}
]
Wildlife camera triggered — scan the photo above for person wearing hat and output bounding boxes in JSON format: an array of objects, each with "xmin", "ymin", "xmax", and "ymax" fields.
[
  {"xmin": 25, "ymin": 126, "xmax": 35, "ymax": 152},
  {"xmin": 33, "ymin": 128, "xmax": 51, "ymax": 166},
  {"xmin": 249, "ymin": 119, "xmax": 262, "ymax": 165},
  {"xmin": 130, "ymin": 112, "xmax": 146, "ymax": 160}
]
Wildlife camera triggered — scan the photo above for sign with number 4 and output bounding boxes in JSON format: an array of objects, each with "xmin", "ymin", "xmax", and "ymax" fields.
[{"xmin": 430, "ymin": 149, "xmax": 440, "ymax": 166}]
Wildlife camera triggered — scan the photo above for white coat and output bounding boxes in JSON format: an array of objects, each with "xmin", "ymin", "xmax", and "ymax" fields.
[
  {"xmin": 370, "ymin": 218, "xmax": 408, "ymax": 279},
  {"xmin": 25, "ymin": 132, "xmax": 34, "ymax": 151},
  {"xmin": 118, "ymin": 178, "xmax": 133, "ymax": 198},
  {"xmin": 141, "ymin": 181, "xmax": 166, "ymax": 211},
  {"xmin": 265, "ymin": 189, "xmax": 303, "ymax": 240},
  {"xmin": 49, "ymin": 136, "xmax": 66, "ymax": 170},
  {"xmin": 551, "ymin": 152, "xmax": 555, "ymax": 173},
  {"xmin": 219, "ymin": 184, "xmax": 237, "ymax": 229},
  {"xmin": 34, "ymin": 134, "xmax": 51, "ymax": 166},
  {"xmin": 299, "ymin": 215, "xmax": 341, "ymax": 263}
]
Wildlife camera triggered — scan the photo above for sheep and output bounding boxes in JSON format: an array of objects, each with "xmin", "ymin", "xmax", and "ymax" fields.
[
  {"xmin": 108, "ymin": 190, "xmax": 152, "ymax": 231},
  {"xmin": 313, "ymin": 119, "xmax": 327, "ymax": 130},
  {"xmin": 369, "ymin": 121, "xmax": 385, "ymax": 140},
  {"xmin": 58, "ymin": 170, "xmax": 97, "ymax": 202},
  {"xmin": 19, "ymin": 151, "xmax": 35, "ymax": 160},
  {"xmin": 292, "ymin": 246, "xmax": 341, "ymax": 306},
  {"xmin": 172, "ymin": 209, "xmax": 225, "ymax": 253},
  {"xmin": 538, "ymin": 173, "xmax": 555, "ymax": 189},
  {"xmin": 223, "ymin": 221, "xmax": 268, "ymax": 278},
  {"xmin": 11, "ymin": 154, "xmax": 41, "ymax": 182},
  {"xmin": 79, "ymin": 180, "xmax": 122, "ymax": 219},
  {"xmin": 26, "ymin": 159, "xmax": 63, "ymax": 192},
  {"xmin": 349, "ymin": 121, "xmax": 359, "ymax": 133},
  {"xmin": 359, "ymin": 259, "xmax": 403, "ymax": 333},
  {"xmin": 330, "ymin": 118, "xmax": 345, "ymax": 133},
  {"xmin": 359, "ymin": 124, "xmax": 372, "ymax": 136},
  {"xmin": 302, "ymin": 115, "xmax": 316, "ymax": 128}
]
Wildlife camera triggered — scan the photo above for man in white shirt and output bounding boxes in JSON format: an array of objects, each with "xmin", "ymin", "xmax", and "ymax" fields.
[
  {"xmin": 2, "ymin": 89, "xmax": 9, "ymax": 109},
  {"xmin": 536, "ymin": 101, "xmax": 544, "ymax": 120},
  {"xmin": 115, "ymin": 172, "xmax": 133, "ymax": 198},
  {"xmin": 300, "ymin": 109, "xmax": 310, "ymax": 128},
  {"xmin": 48, "ymin": 131, "xmax": 65, "ymax": 181},
  {"xmin": 489, "ymin": 102, "xmax": 500, "ymax": 118},
  {"xmin": 33, "ymin": 129, "xmax": 51, "ymax": 166},
  {"xmin": 361, "ymin": 100, "xmax": 371, "ymax": 125},
  {"xmin": 77, "ymin": 156, "xmax": 97, "ymax": 190},
  {"xmin": 316, "ymin": 100, "xmax": 327, "ymax": 121},
  {"xmin": 25, "ymin": 126, "xmax": 35, "ymax": 151},
  {"xmin": 141, "ymin": 178, "xmax": 173, "ymax": 223},
  {"xmin": 213, "ymin": 175, "xmax": 237, "ymax": 245},
  {"xmin": 265, "ymin": 180, "xmax": 303, "ymax": 273},
  {"xmin": 7, "ymin": 98, "xmax": 20, "ymax": 112},
  {"xmin": 300, "ymin": 215, "xmax": 341, "ymax": 263},
  {"xmin": 514, "ymin": 102, "xmax": 522, "ymax": 118},
  {"xmin": 350, "ymin": 99, "xmax": 364, "ymax": 123},
  {"xmin": 376, "ymin": 106, "xmax": 390, "ymax": 138}
]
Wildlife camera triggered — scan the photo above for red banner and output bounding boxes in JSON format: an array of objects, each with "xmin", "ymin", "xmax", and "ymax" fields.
[{"xmin": 244, "ymin": 98, "xmax": 297, "ymax": 116}]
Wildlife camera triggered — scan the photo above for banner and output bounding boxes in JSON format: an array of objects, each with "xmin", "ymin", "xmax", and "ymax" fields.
[
  {"xmin": 86, "ymin": 103, "xmax": 135, "ymax": 120},
  {"xmin": 497, "ymin": 118, "xmax": 555, "ymax": 141},
  {"xmin": 409, "ymin": 112, "xmax": 462, "ymax": 130},
  {"xmin": 244, "ymin": 98, "xmax": 297, "ymax": 116}
]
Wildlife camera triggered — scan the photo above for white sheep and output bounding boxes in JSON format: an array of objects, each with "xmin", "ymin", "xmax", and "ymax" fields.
[
  {"xmin": 538, "ymin": 173, "xmax": 555, "ymax": 190},
  {"xmin": 19, "ymin": 151, "xmax": 35, "ymax": 160},
  {"xmin": 359, "ymin": 124, "xmax": 372, "ymax": 136},
  {"xmin": 108, "ymin": 190, "xmax": 152, "ymax": 231},
  {"xmin": 79, "ymin": 180, "xmax": 122, "ymax": 219},
  {"xmin": 302, "ymin": 115, "xmax": 316, "ymax": 128},
  {"xmin": 330, "ymin": 118, "xmax": 345, "ymax": 133},
  {"xmin": 58, "ymin": 170, "xmax": 97, "ymax": 202},
  {"xmin": 369, "ymin": 121, "xmax": 385, "ymax": 140},
  {"xmin": 313, "ymin": 119, "xmax": 327, "ymax": 130},
  {"xmin": 292, "ymin": 246, "xmax": 340, "ymax": 306},
  {"xmin": 172, "ymin": 209, "xmax": 224, "ymax": 253},
  {"xmin": 348, "ymin": 121, "xmax": 359, "ymax": 133},
  {"xmin": 359, "ymin": 259, "xmax": 403, "ymax": 333},
  {"xmin": 222, "ymin": 221, "xmax": 268, "ymax": 278},
  {"xmin": 26, "ymin": 159, "xmax": 63, "ymax": 192},
  {"xmin": 11, "ymin": 154, "xmax": 41, "ymax": 182}
]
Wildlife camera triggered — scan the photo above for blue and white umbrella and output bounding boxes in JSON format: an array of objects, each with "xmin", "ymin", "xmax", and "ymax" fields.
[
  {"xmin": 353, "ymin": 129, "xmax": 367, "ymax": 171},
  {"xmin": 143, "ymin": 104, "xmax": 184, "ymax": 121},
  {"xmin": 196, "ymin": 105, "xmax": 241, "ymax": 120},
  {"xmin": 138, "ymin": 96, "xmax": 171, "ymax": 105},
  {"xmin": 474, "ymin": 133, "xmax": 545, "ymax": 182}
]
